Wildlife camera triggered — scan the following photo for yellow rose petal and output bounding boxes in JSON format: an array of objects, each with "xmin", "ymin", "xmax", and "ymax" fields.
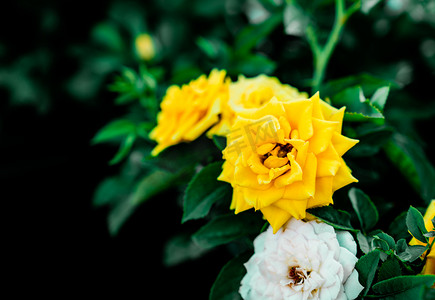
[
  {"xmin": 308, "ymin": 118, "xmax": 338, "ymax": 154},
  {"xmin": 284, "ymin": 99, "xmax": 314, "ymax": 140},
  {"xmin": 332, "ymin": 158, "xmax": 358, "ymax": 192},
  {"xmin": 263, "ymin": 156, "xmax": 289, "ymax": 169},
  {"xmin": 274, "ymin": 198, "xmax": 308, "ymax": 220},
  {"xmin": 283, "ymin": 153, "xmax": 317, "ymax": 199},
  {"xmin": 331, "ymin": 132, "xmax": 359, "ymax": 156},
  {"xmin": 256, "ymin": 143, "xmax": 276, "ymax": 155},
  {"xmin": 307, "ymin": 176, "xmax": 334, "ymax": 208},
  {"xmin": 316, "ymin": 145, "xmax": 342, "ymax": 177},
  {"xmin": 260, "ymin": 205, "xmax": 292, "ymax": 234}
]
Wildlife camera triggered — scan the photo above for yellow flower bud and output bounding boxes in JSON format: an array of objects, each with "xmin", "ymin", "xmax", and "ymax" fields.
[{"xmin": 135, "ymin": 33, "xmax": 155, "ymax": 61}]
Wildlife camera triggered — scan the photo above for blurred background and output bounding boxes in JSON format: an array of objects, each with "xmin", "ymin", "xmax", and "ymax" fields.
[{"xmin": 2, "ymin": 0, "xmax": 435, "ymax": 296}]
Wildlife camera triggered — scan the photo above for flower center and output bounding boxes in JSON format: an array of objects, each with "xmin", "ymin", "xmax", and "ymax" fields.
[
  {"xmin": 259, "ymin": 143, "xmax": 294, "ymax": 168},
  {"xmin": 287, "ymin": 266, "xmax": 310, "ymax": 287}
]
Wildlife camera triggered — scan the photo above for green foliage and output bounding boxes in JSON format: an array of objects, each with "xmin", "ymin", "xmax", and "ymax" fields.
[
  {"xmin": 163, "ymin": 233, "xmax": 209, "ymax": 267},
  {"xmin": 307, "ymin": 206, "xmax": 357, "ymax": 232},
  {"xmin": 355, "ymin": 249, "xmax": 381, "ymax": 296},
  {"xmin": 384, "ymin": 133, "xmax": 435, "ymax": 204},
  {"xmin": 209, "ymin": 252, "xmax": 251, "ymax": 300},
  {"xmin": 348, "ymin": 188, "xmax": 379, "ymax": 233},
  {"xmin": 378, "ymin": 255, "xmax": 402, "ymax": 282},
  {"xmin": 107, "ymin": 168, "xmax": 179, "ymax": 235},
  {"xmin": 372, "ymin": 275, "xmax": 435, "ymax": 297},
  {"xmin": 333, "ymin": 86, "xmax": 384, "ymax": 122},
  {"xmin": 182, "ymin": 162, "xmax": 232, "ymax": 223},
  {"xmin": 192, "ymin": 213, "xmax": 263, "ymax": 250},
  {"xmin": 76, "ymin": 0, "xmax": 435, "ymax": 297},
  {"xmin": 406, "ymin": 206, "xmax": 429, "ymax": 244}
]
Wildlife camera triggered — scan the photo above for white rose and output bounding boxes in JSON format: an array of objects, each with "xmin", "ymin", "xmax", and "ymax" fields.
[{"xmin": 239, "ymin": 218, "xmax": 364, "ymax": 300}]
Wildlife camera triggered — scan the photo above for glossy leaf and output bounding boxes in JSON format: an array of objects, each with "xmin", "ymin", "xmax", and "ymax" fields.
[
  {"xmin": 372, "ymin": 275, "xmax": 435, "ymax": 295},
  {"xmin": 374, "ymin": 232, "xmax": 396, "ymax": 251},
  {"xmin": 332, "ymin": 86, "xmax": 384, "ymax": 122},
  {"xmin": 383, "ymin": 133, "xmax": 435, "ymax": 204},
  {"xmin": 378, "ymin": 255, "xmax": 402, "ymax": 282},
  {"xmin": 348, "ymin": 188, "xmax": 379, "ymax": 232},
  {"xmin": 109, "ymin": 133, "xmax": 136, "ymax": 165},
  {"xmin": 92, "ymin": 119, "xmax": 136, "ymax": 144},
  {"xmin": 370, "ymin": 85, "xmax": 390, "ymax": 111},
  {"xmin": 355, "ymin": 250, "xmax": 381, "ymax": 296},
  {"xmin": 192, "ymin": 213, "xmax": 263, "ymax": 250},
  {"xmin": 321, "ymin": 73, "xmax": 396, "ymax": 99},
  {"xmin": 307, "ymin": 206, "xmax": 357, "ymax": 232},
  {"xmin": 182, "ymin": 162, "xmax": 232, "ymax": 223},
  {"xmin": 406, "ymin": 206, "xmax": 429, "ymax": 243},
  {"xmin": 209, "ymin": 252, "xmax": 251, "ymax": 300}
]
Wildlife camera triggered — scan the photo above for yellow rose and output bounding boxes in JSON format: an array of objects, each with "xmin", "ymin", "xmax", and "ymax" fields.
[
  {"xmin": 218, "ymin": 90, "xmax": 358, "ymax": 233},
  {"xmin": 208, "ymin": 75, "xmax": 308, "ymax": 137},
  {"xmin": 149, "ymin": 69, "xmax": 229, "ymax": 156},
  {"xmin": 409, "ymin": 200, "xmax": 435, "ymax": 275},
  {"xmin": 135, "ymin": 33, "xmax": 156, "ymax": 61}
]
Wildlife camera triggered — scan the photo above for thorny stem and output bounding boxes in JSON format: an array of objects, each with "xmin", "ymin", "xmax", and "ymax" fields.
[{"xmin": 307, "ymin": 0, "xmax": 361, "ymax": 94}]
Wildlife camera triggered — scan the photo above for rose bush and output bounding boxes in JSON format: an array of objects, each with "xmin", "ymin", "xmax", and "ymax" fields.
[
  {"xmin": 218, "ymin": 81, "xmax": 358, "ymax": 232},
  {"xmin": 239, "ymin": 218, "xmax": 363, "ymax": 299}
]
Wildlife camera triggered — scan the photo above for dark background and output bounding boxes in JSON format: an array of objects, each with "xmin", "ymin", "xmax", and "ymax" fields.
[
  {"xmin": 0, "ymin": 1, "xmax": 231, "ymax": 295},
  {"xmin": 2, "ymin": 0, "xmax": 435, "ymax": 296}
]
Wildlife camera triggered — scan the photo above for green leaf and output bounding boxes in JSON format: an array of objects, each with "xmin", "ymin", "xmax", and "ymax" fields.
[
  {"xmin": 389, "ymin": 211, "xmax": 411, "ymax": 241},
  {"xmin": 406, "ymin": 206, "xmax": 429, "ymax": 243},
  {"xmin": 355, "ymin": 250, "xmax": 381, "ymax": 296},
  {"xmin": 372, "ymin": 275, "xmax": 435, "ymax": 296},
  {"xmin": 192, "ymin": 213, "xmax": 263, "ymax": 250},
  {"xmin": 404, "ymin": 245, "xmax": 428, "ymax": 262},
  {"xmin": 370, "ymin": 85, "xmax": 390, "ymax": 111},
  {"xmin": 109, "ymin": 133, "xmax": 136, "ymax": 165},
  {"xmin": 374, "ymin": 232, "xmax": 396, "ymax": 251},
  {"xmin": 383, "ymin": 133, "xmax": 435, "ymax": 203},
  {"xmin": 163, "ymin": 234, "xmax": 209, "ymax": 267},
  {"xmin": 182, "ymin": 162, "xmax": 232, "ymax": 223},
  {"xmin": 235, "ymin": 11, "xmax": 282, "ymax": 55},
  {"xmin": 209, "ymin": 252, "xmax": 251, "ymax": 300},
  {"xmin": 307, "ymin": 206, "xmax": 357, "ymax": 232},
  {"xmin": 232, "ymin": 54, "xmax": 276, "ymax": 76},
  {"xmin": 91, "ymin": 22, "xmax": 124, "ymax": 52},
  {"xmin": 378, "ymin": 255, "xmax": 402, "ymax": 282},
  {"xmin": 92, "ymin": 119, "xmax": 136, "ymax": 144},
  {"xmin": 348, "ymin": 188, "xmax": 379, "ymax": 232},
  {"xmin": 108, "ymin": 169, "xmax": 179, "ymax": 235},
  {"xmin": 396, "ymin": 239, "xmax": 408, "ymax": 253},
  {"xmin": 396, "ymin": 239, "xmax": 427, "ymax": 262},
  {"xmin": 332, "ymin": 86, "xmax": 384, "ymax": 122},
  {"xmin": 321, "ymin": 73, "xmax": 397, "ymax": 98},
  {"xmin": 92, "ymin": 176, "xmax": 131, "ymax": 207},
  {"xmin": 212, "ymin": 135, "xmax": 226, "ymax": 151},
  {"xmin": 196, "ymin": 36, "xmax": 219, "ymax": 59},
  {"xmin": 357, "ymin": 231, "xmax": 372, "ymax": 254},
  {"xmin": 348, "ymin": 123, "xmax": 394, "ymax": 157}
]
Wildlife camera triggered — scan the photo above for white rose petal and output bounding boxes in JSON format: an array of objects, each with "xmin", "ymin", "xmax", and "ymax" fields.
[
  {"xmin": 336, "ymin": 231, "xmax": 358, "ymax": 256},
  {"xmin": 239, "ymin": 219, "xmax": 364, "ymax": 300}
]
